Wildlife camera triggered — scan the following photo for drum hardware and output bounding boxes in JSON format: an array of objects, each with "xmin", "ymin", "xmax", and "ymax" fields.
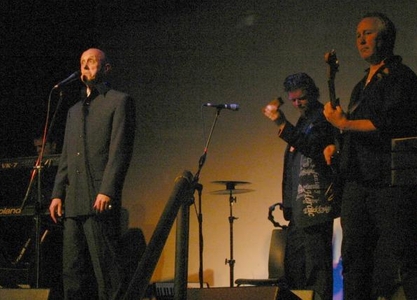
[{"xmin": 211, "ymin": 180, "xmax": 253, "ymax": 287}]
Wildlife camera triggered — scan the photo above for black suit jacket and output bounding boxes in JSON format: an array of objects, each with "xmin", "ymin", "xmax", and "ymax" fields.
[{"xmin": 52, "ymin": 83, "xmax": 135, "ymax": 217}]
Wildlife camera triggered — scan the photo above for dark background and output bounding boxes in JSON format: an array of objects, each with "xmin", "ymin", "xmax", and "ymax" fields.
[
  {"xmin": 1, "ymin": 0, "xmax": 197, "ymax": 157},
  {"xmin": 3, "ymin": 1, "xmax": 417, "ymax": 159}
]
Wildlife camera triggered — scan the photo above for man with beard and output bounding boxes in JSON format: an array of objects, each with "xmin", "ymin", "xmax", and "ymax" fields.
[{"xmin": 263, "ymin": 72, "xmax": 339, "ymax": 300}]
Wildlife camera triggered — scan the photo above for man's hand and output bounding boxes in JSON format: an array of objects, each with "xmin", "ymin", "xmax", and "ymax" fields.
[
  {"xmin": 263, "ymin": 98, "xmax": 286, "ymax": 125},
  {"xmin": 323, "ymin": 102, "xmax": 347, "ymax": 130},
  {"xmin": 323, "ymin": 144, "xmax": 337, "ymax": 166},
  {"xmin": 93, "ymin": 193, "xmax": 112, "ymax": 213},
  {"xmin": 49, "ymin": 198, "xmax": 63, "ymax": 223}
]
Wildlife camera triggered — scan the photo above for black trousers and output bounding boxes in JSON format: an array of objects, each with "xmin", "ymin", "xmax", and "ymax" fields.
[
  {"xmin": 284, "ymin": 220, "xmax": 334, "ymax": 300},
  {"xmin": 341, "ymin": 181, "xmax": 417, "ymax": 299},
  {"xmin": 62, "ymin": 213, "xmax": 122, "ymax": 300}
]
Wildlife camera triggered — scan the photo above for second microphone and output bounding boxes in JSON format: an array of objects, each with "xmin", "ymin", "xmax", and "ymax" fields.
[{"xmin": 203, "ymin": 103, "xmax": 239, "ymax": 111}]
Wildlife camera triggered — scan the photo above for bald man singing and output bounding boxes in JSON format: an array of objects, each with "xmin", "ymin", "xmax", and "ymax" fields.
[{"xmin": 50, "ymin": 48, "xmax": 136, "ymax": 300}]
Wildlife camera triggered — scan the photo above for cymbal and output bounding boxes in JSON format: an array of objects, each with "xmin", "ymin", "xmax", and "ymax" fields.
[
  {"xmin": 211, "ymin": 180, "xmax": 251, "ymax": 185},
  {"xmin": 211, "ymin": 180, "xmax": 251, "ymax": 191},
  {"xmin": 210, "ymin": 188, "xmax": 255, "ymax": 195}
]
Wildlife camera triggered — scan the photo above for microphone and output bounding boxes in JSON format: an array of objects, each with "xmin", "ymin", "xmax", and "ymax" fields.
[
  {"xmin": 54, "ymin": 71, "xmax": 80, "ymax": 89},
  {"xmin": 203, "ymin": 103, "xmax": 239, "ymax": 111}
]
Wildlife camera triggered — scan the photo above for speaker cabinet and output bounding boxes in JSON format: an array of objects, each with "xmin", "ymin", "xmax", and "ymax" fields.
[
  {"xmin": 187, "ymin": 286, "xmax": 313, "ymax": 300},
  {"xmin": 0, "ymin": 288, "xmax": 50, "ymax": 300}
]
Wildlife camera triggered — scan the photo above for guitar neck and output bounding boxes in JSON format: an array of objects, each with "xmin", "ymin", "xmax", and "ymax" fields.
[
  {"xmin": 328, "ymin": 79, "xmax": 339, "ymax": 108},
  {"xmin": 325, "ymin": 50, "xmax": 339, "ymax": 109}
]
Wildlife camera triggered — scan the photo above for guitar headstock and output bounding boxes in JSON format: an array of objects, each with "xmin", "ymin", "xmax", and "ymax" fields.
[
  {"xmin": 325, "ymin": 49, "xmax": 339, "ymax": 80},
  {"xmin": 325, "ymin": 49, "xmax": 340, "ymax": 108}
]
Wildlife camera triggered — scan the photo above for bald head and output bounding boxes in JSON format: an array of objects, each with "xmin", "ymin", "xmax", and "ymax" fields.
[{"xmin": 80, "ymin": 48, "xmax": 111, "ymax": 86}]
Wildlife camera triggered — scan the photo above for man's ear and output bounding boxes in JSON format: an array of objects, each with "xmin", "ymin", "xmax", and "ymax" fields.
[{"xmin": 104, "ymin": 63, "xmax": 112, "ymax": 74}]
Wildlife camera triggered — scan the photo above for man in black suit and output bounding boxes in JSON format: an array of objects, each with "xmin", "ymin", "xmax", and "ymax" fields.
[{"xmin": 49, "ymin": 48, "xmax": 136, "ymax": 300}]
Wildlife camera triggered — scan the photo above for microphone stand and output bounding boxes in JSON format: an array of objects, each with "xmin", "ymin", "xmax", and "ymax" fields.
[
  {"xmin": 193, "ymin": 107, "xmax": 223, "ymax": 288},
  {"xmin": 18, "ymin": 88, "xmax": 64, "ymax": 288}
]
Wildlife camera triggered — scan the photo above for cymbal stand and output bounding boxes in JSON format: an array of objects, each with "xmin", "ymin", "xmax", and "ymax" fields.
[
  {"xmin": 225, "ymin": 185, "xmax": 238, "ymax": 287},
  {"xmin": 193, "ymin": 107, "xmax": 223, "ymax": 288}
]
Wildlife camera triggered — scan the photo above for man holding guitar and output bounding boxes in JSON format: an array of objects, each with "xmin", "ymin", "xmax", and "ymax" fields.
[{"xmin": 324, "ymin": 12, "xmax": 417, "ymax": 299}]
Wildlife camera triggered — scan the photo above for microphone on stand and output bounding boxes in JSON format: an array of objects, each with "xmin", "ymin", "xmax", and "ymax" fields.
[
  {"xmin": 203, "ymin": 103, "xmax": 239, "ymax": 111},
  {"xmin": 53, "ymin": 71, "xmax": 80, "ymax": 89}
]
